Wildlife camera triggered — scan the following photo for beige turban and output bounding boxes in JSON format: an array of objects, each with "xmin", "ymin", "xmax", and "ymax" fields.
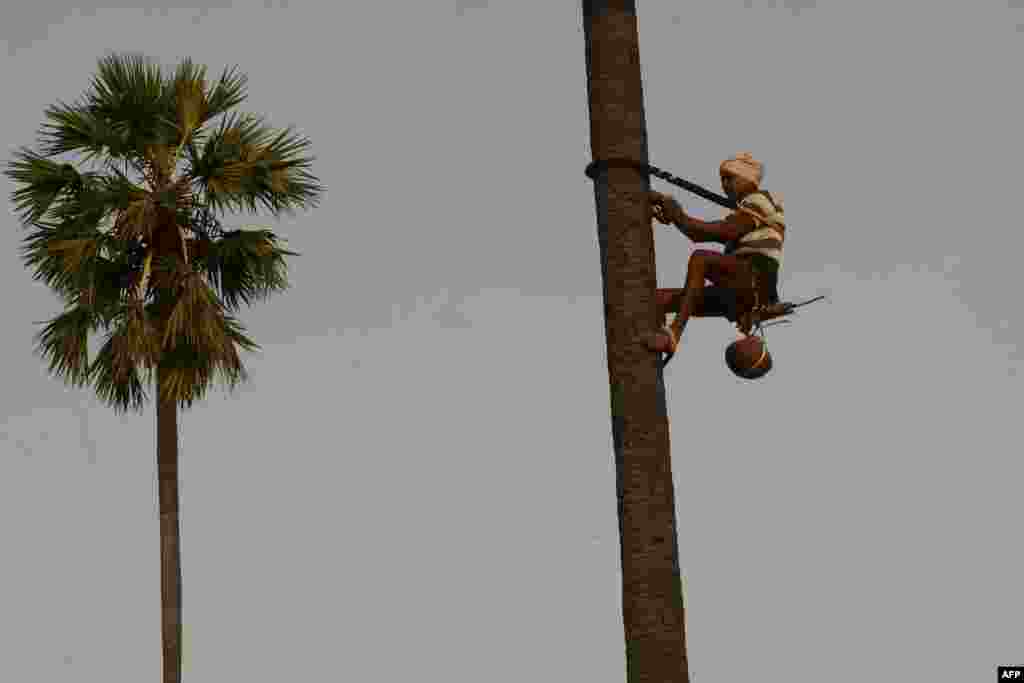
[{"xmin": 720, "ymin": 152, "xmax": 763, "ymax": 187}]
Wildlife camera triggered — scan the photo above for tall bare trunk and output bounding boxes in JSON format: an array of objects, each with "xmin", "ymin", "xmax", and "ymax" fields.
[
  {"xmin": 581, "ymin": 2, "xmax": 689, "ymax": 681},
  {"xmin": 156, "ymin": 368, "xmax": 183, "ymax": 683}
]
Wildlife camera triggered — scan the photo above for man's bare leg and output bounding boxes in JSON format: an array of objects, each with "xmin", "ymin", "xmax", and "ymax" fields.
[
  {"xmin": 649, "ymin": 288, "xmax": 686, "ymax": 353},
  {"xmin": 646, "ymin": 251, "xmax": 753, "ymax": 356},
  {"xmin": 647, "ymin": 251, "xmax": 717, "ymax": 353},
  {"xmin": 656, "ymin": 288, "xmax": 685, "ymax": 310}
]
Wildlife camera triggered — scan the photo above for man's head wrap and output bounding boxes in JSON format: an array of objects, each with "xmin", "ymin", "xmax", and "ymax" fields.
[{"xmin": 720, "ymin": 152, "xmax": 764, "ymax": 188}]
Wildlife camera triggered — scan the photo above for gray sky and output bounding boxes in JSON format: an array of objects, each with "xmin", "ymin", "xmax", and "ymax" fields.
[{"xmin": 1, "ymin": 1, "xmax": 1021, "ymax": 681}]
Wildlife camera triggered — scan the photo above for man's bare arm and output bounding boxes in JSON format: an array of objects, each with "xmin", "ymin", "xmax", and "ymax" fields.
[{"xmin": 674, "ymin": 211, "xmax": 754, "ymax": 244}]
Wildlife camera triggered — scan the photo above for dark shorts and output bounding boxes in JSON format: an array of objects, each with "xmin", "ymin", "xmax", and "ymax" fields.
[
  {"xmin": 697, "ymin": 286, "xmax": 740, "ymax": 320},
  {"xmin": 698, "ymin": 256, "xmax": 779, "ymax": 320},
  {"xmin": 746, "ymin": 253, "xmax": 780, "ymax": 278},
  {"xmin": 746, "ymin": 254, "xmax": 780, "ymax": 305}
]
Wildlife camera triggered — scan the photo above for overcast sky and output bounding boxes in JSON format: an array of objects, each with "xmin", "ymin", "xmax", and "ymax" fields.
[{"xmin": 1, "ymin": 2, "xmax": 1021, "ymax": 682}]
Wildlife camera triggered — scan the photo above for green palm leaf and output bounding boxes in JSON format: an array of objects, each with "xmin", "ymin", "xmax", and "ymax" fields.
[
  {"xmin": 158, "ymin": 317, "xmax": 257, "ymax": 408},
  {"xmin": 201, "ymin": 228, "xmax": 298, "ymax": 311},
  {"xmin": 186, "ymin": 111, "xmax": 322, "ymax": 218},
  {"xmin": 88, "ymin": 301, "xmax": 161, "ymax": 413},
  {"xmin": 5, "ymin": 151, "xmax": 84, "ymax": 224},
  {"xmin": 32, "ymin": 305, "xmax": 98, "ymax": 388}
]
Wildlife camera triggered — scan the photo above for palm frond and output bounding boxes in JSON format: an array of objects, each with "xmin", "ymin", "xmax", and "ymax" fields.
[
  {"xmin": 157, "ymin": 316, "xmax": 256, "ymax": 409},
  {"xmin": 33, "ymin": 101, "xmax": 121, "ymax": 165},
  {"xmin": 41, "ymin": 167, "xmax": 155, "ymax": 244},
  {"xmin": 168, "ymin": 59, "xmax": 248, "ymax": 144},
  {"xmin": 200, "ymin": 228, "xmax": 297, "ymax": 311},
  {"xmin": 32, "ymin": 305, "xmax": 99, "ymax": 388},
  {"xmin": 36, "ymin": 53, "xmax": 176, "ymax": 163},
  {"xmin": 4, "ymin": 150, "xmax": 86, "ymax": 225},
  {"xmin": 14, "ymin": 163, "xmax": 155, "ymax": 303},
  {"xmin": 109, "ymin": 193, "xmax": 156, "ymax": 243},
  {"xmin": 46, "ymin": 236, "xmax": 100, "ymax": 276},
  {"xmin": 201, "ymin": 64, "xmax": 249, "ymax": 124},
  {"xmin": 5, "ymin": 146, "xmax": 148, "ymax": 242},
  {"xmin": 160, "ymin": 270, "xmax": 226, "ymax": 350},
  {"xmin": 85, "ymin": 52, "xmax": 177, "ymax": 148},
  {"xmin": 156, "ymin": 274, "xmax": 259, "ymax": 408},
  {"xmin": 19, "ymin": 221, "xmax": 113, "ymax": 301},
  {"xmin": 157, "ymin": 63, "xmax": 247, "ymax": 179},
  {"xmin": 169, "ymin": 59, "xmax": 207, "ymax": 149},
  {"xmin": 89, "ymin": 301, "xmax": 161, "ymax": 413},
  {"xmin": 186, "ymin": 111, "xmax": 322, "ymax": 218},
  {"xmin": 156, "ymin": 342, "xmax": 214, "ymax": 408},
  {"xmin": 87, "ymin": 254, "xmax": 137, "ymax": 320},
  {"xmin": 90, "ymin": 342, "xmax": 151, "ymax": 414}
]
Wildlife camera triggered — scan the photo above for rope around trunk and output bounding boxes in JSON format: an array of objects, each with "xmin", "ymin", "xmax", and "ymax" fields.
[{"xmin": 584, "ymin": 158, "xmax": 737, "ymax": 210}]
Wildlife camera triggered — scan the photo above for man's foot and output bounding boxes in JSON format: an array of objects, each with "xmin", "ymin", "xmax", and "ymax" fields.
[{"xmin": 659, "ymin": 318, "xmax": 686, "ymax": 368}]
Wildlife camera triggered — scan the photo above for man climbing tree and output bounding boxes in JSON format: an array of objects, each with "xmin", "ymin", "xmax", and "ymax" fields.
[{"xmin": 644, "ymin": 152, "xmax": 785, "ymax": 366}]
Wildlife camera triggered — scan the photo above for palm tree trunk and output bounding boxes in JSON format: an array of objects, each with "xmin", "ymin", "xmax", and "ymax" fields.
[
  {"xmin": 581, "ymin": 2, "xmax": 689, "ymax": 682},
  {"xmin": 156, "ymin": 367, "xmax": 183, "ymax": 683}
]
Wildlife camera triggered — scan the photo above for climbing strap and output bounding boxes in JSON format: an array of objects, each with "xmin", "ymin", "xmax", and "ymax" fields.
[{"xmin": 584, "ymin": 158, "xmax": 738, "ymax": 210}]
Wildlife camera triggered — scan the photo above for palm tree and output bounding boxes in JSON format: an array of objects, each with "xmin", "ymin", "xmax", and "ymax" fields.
[
  {"xmin": 581, "ymin": 2, "xmax": 689, "ymax": 681},
  {"xmin": 4, "ymin": 51, "xmax": 323, "ymax": 682}
]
